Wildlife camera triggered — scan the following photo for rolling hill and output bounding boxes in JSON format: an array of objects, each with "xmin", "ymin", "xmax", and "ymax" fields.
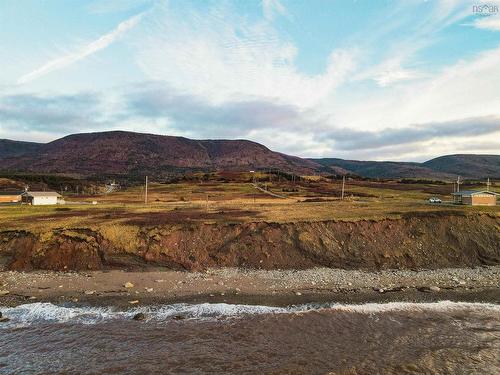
[
  {"xmin": 422, "ymin": 154, "xmax": 500, "ymax": 178},
  {"xmin": 0, "ymin": 139, "xmax": 42, "ymax": 160},
  {"xmin": 311, "ymin": 155, "xmax": 500, "ymax": 179},
  {"xmin": 0, "ymin": 131, "xmax": 498, "ymax": 180},
  {"xmin": 0, "ymin": 131, "xmax": 319, "ymax": 177}
]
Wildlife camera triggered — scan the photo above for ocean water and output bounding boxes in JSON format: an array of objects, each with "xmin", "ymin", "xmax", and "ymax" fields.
[{"xmin": 0, "ymin": 301, "xmax": 499, "ymax": 374}]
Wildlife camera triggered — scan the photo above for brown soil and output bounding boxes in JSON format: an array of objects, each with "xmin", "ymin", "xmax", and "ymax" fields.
[{"xmin": 1, "ymin": 212, "xmax": 498, "ymax": 272}]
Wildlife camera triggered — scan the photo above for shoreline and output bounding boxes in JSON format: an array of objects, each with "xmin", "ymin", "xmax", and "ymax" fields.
[{"xmin": 1, "ymin": 266, "xmax": 499, "ymax": 308}]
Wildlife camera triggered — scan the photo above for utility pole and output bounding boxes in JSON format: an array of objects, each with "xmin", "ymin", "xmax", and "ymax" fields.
[
  {"xmin": 456, "ymin": 176, "xmax": 461, "ymax": 193},
  {"xmin": 341, "ymin": 175, "xmax": 345, "ymax": 200},
  {"xmin": 486, "ymin": 178, "xmax": 491, "ymax": 191},
  {"xmin": 144, "ymin": 176, "xmax": 148, "ymax": 204}
]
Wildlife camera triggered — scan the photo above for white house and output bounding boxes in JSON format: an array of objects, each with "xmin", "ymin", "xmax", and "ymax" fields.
[{"xmin": 21, "ymin": 191, "xmax": 64, "ymax": 205}]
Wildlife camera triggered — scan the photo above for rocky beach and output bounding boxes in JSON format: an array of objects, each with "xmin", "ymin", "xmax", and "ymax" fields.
[{"xmin": 1, "ymin": 266, "xmax": 499, "ymax": 309}]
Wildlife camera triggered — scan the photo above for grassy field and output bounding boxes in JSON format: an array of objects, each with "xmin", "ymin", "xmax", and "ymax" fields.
[{"xmin": 1, "ymin": 179, "xmax": 498, "ymax": 234}]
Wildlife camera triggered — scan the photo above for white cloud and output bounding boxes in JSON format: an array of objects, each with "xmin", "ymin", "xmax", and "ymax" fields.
[
  {"xmin": 17, "ymin": 12, "xmax": 145, "ymax": 84},
  {"xmin": 473, "ymin": 14, "xmax": 500, "ymax": 30},
  {"xmin": 133, "ymin": 4, "xmax": 357, "ymax": 109},
  {"xmin": 374, "ymin": 68, "xmax": 422, "ymax": 87},
  {"xmin": 355, "ymin": 58, "xmax": 424, "ymax": 87},
  {"xmin": 262, "ymin": 0, "xmax": 287, "ymax": 21},
  {"xmin": 328, "ymin": 44, "xmax": 500, "ymax": 139},
  {"xmin": 86, "ymin": 0, "xmax": 151, "ymax": 14}
]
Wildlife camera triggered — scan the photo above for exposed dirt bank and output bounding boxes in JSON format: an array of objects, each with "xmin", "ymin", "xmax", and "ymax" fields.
[{"xmin": 0, "ymin": 212, "xmax": 498, "ymax": 272}]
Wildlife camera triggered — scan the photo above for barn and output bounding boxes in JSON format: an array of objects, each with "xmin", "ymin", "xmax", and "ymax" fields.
[
  {"xmin": 451, "ymin": 190, "xmax": 497, "ymax": 206},
  {"xmin": 21, "ymin": 191, "xmax": 64, "ymax": 205},
  {"xmin": 0, "ymin": 191, "xmax": 23, "ymax": 203}
]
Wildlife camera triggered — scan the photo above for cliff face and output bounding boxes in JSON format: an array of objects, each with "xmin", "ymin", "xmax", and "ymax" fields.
[{"xmin": 1, "ymin": 213, "xmax": 498, "ymax": 271}]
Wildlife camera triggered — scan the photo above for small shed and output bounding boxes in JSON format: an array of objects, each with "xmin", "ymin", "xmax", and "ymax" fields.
[
  {"xmin": 21, "ymin": 191, "xmax": 64, "ymax": 205},
  {"xmin": 0, "ymin": 191, "xmax": 23, "ymax": 203},
  {"xmin": 451, "ymin": 190, "xmax": 497, "ymax": 206}
]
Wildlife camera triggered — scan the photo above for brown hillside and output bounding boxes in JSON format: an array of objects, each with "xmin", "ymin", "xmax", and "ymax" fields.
[{"xmin": 1, "ymin": 131, "xmax": 319, "ymax": 176}]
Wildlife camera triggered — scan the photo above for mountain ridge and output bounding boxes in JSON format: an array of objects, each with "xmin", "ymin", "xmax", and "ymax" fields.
[
  {"xmin": 1, "ymin": 131, "xmax": 498, "ymax": 180},
  {"xmin": 310, "ymin": 154, "xmax": 500, "ymax": 179},
  {"xmin": 0, "ymin": 131, "xmax": 320, "ymax": 177}
]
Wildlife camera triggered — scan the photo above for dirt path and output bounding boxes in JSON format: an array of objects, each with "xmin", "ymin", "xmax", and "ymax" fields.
[{"xmin": 252, "ymin": 183, "xmax": 288, "ymax": 198}]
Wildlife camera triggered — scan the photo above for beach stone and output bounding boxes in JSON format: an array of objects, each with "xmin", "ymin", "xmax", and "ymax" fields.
[
  {"xmin": 84, "ymin": 290, "xmax": 95, "ymax": 295},
  {"xmin": 133, "ymin": 313, "xmax": 146, "ymax": 321},
  {"xmin": 124, "ymin": 282, "xmax": 134, "ymax": 288},
  {"xmin": 0, "ymin": 290, "xmax": 9, "ymax": 296},
  {"xmin": 145, "ymin": 287, "xmax": 154, "ymax": 293},
  {"xmin": 129, "ymin": 300, "xmax": 140, "ymax": 304},
  {"xmin": 418, "ymin": 285, "xmax": 440, "ymax": 293},
  {"xmin": 295, "ymin": 291, "xmax": 302, "ymax": 296},
  {"xmin": 172, "ymin": 315, "xmax": 185, "ymax": 320},
  {"xmin": 0, "ymin": 312, "xmax": 9, "ymax": 322}
]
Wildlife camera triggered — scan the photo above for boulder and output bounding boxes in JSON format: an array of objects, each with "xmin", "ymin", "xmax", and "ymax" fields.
[{"xmin": 133, "ymin": 313, "xmax": 146, "ymax": 321}]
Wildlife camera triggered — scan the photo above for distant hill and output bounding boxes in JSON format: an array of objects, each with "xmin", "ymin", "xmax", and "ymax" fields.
[
  {"xmin": 311, "ymin": 158, "xmax": 455, "ymax": 179},
  {"xmin": 311, "ymin": 154, "xmax": 500, "ymax": 180},
  {"xmin": 0, "ymin": 139, "xmax": 42, "ymax": 160},
  {"xmin": 1, "ymin": 131, "xmax": 498, "ymax": 180},
  {"xmin": 422, "ymin": 155, "xmax": 500, "ymax": 178},
  {"xmin": 0, "ymin": 131, "xmax": 319, "ymax": 177}
]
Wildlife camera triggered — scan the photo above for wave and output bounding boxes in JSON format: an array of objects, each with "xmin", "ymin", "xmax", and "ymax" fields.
[{"xmin": 1, "ymin": 301, "xmax": 498, "ymax": 327}]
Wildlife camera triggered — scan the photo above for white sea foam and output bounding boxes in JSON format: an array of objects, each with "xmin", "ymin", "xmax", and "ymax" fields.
[
  {"xmin": 317, "ymin": 301, "xmax": 500, "ymax": 314},
  {"xmin": 1, "ymin": 301, "xmax": 498, "ymax": 327}
]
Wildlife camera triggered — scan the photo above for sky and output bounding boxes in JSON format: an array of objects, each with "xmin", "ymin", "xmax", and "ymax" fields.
[{"xmin": 0, "ymin": 0, "xmax": 499, "ymax": 161}]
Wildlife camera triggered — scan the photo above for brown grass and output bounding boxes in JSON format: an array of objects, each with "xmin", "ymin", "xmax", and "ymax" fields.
[{"xmin": 0, "ymin": 180, "xmax": 498, "ymax": 234}]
